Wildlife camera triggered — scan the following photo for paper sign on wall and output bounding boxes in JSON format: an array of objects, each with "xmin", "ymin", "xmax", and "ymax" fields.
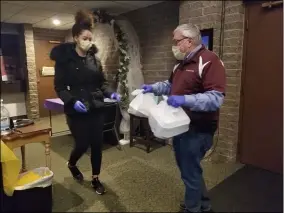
[{"xmin": 41, "ymin": 67, "xmax": 55, "ymax": 76}]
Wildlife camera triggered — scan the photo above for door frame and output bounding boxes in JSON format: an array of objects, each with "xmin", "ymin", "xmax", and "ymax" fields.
[{"xmin": 236, "ymin": 2, "xmax": 250, "ymax": 162}]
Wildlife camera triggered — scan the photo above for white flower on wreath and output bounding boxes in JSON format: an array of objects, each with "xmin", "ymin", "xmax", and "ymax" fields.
[{"xmin": 119, "ymin": 48, "xmax": 127, "ymax": 54}]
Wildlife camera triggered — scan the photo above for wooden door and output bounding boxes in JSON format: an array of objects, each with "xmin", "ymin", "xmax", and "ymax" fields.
[
  {"xmin": 34, "ymin": 40, "xmax": 62, "ymax": 118},
  {"xmin": 239, "ymin": 2, "xmax": 283, "ymax": 173}
]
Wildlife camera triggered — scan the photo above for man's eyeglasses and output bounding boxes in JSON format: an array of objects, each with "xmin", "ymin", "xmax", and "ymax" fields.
[{"xmin": 172, "ymin": 37, "xmax": 189, "ymax": 46}]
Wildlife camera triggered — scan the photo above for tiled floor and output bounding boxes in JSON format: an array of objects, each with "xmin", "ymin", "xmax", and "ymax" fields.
[{"xmin": 13, "ymin": 114, "xmax": 243, "ymax": 212}]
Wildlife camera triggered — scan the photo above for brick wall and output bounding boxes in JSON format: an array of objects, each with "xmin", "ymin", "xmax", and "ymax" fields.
[
  {"xmin": 91, "ymin": 25, "xmax": 119, "ymax": 85},
  {"xmin": 180, "ymin": 1, "xmax": 245, "ymax": 162},
  {"xmin": 23, "ymin": 24, "xmax": 39, "ymax": 120},
  {"xmin": 122, "ymin": 1, "xmax": 180, "ymax": 84}
]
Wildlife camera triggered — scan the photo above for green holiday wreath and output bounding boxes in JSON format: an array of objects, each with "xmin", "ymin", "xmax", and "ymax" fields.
[{"xmin": 93, "ymin": 10, "xmax": 130, "ymax": 110}]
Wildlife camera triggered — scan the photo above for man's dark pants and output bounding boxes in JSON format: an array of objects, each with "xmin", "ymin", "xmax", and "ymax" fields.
[{"xmin": 173, "ymin": 126, "xmax": 214, "ymax": 212}]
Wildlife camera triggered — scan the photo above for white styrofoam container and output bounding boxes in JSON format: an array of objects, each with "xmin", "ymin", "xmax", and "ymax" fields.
[
  {"xmin": 148, "ymin": 100, "xmax": 190, "ymax": 139},
  {"xmin": 127, "ymin": 89, "xmax": 157, "ymax": 117}
]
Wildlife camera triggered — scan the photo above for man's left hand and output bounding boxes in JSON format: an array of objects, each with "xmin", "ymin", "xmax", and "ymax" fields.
[
  {"xmin": 111, "ymin": 93, "xmax": 121, "ymax": 102},
  {"xmin": 167, "ymin": 95, "xmax": 185, "ymax": 108}
]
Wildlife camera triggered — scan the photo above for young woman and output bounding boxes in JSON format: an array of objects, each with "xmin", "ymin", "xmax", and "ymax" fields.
[{"xmin": 50, "ymin": 10, "xmax": 120, "ymax": 195}]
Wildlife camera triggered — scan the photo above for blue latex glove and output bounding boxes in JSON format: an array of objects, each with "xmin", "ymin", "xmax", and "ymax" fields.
[
  {"xmin": 167, "ymin": 95, "xmax": 186, "ymax": 108},
  {"xmin": 111, "ymin": 92, "xmax": 121, "ymax": 101},
  {"xmin": 141, "ymin": 84, "xmax": 153, "ymax": 93},
  {"xmin": 74, "ymin": 101, "xmax": 87, "ymax": 113}
]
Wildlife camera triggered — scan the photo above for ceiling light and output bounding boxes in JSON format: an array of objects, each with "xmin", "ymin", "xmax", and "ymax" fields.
[{"xmin": 52, "ymin": 19, "xmax": 61, "ymax": 26}]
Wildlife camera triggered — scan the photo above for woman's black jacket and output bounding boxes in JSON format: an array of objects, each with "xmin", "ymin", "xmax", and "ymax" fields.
[{"xmin": 50, "ymin": 42, "xmax": 113, "ymax": 115}]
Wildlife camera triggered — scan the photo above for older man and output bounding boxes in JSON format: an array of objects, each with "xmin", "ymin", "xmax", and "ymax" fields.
[{"xmin": 142, "ymin": 23, "xmax": 226, "ymax": 212}]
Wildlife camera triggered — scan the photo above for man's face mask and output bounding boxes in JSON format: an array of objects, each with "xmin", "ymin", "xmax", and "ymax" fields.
[
  {"xmin": 172, "ymin": 45, "xmax": 186, "ymax": 61},
  {"xmin": 78, "ymin": 39, "xmax": 92, "ymax": 52}
]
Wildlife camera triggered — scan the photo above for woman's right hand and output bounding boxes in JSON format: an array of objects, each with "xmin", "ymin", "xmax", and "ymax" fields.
[{"xmin": 74, "ymin": 101, "xmax": 87, "ymax": 113}]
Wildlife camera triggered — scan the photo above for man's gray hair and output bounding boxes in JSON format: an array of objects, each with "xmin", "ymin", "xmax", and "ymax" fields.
[{"xmin": 174, "ymin": 23, "xmax": 202, "ymax": 45}]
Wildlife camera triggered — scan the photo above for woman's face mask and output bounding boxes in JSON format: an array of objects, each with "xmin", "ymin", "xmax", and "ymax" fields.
[
  {"xmin": 75, "ymin": 30, "xmax": 93, "ymax": 52},
  {"xmin": 78, "ymin": 39, "xmax": 92, "ymax": 52},
  {"xmin": 172, "ymin": 45, "xmax": 186, "ymax": 61}
]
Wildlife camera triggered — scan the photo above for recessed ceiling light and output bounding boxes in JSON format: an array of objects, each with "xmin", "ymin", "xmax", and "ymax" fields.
[{"xmin": 52, "ymin": 19, "xmax": 61, "ymax": 26}]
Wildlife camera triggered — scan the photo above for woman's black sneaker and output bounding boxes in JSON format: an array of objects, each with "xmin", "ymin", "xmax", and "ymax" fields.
[
  {"xmin": 67, "ymin": 162, "xmax": 84, "ymax": 181},
  {"xmin": 91, "ymin": 177, "xmax": 106, "ymax": 195}
]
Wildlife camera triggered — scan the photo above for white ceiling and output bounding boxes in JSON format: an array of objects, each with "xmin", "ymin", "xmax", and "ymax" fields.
[{"xmin": 1, "ymin": 1, "xmax": 163, "ymax": 30}]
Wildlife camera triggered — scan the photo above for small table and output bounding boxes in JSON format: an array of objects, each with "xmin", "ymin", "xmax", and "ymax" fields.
[
  {"xmin": 129, "ymin": 114, "xmax": 166, "ymax": 153},
  {"xmin": 1, "ymin": 122, "xmax": 52, "ymax": 172},
  {"xmin": 44, "ymin": 98, "xmax": 66, "ymax": 136}
]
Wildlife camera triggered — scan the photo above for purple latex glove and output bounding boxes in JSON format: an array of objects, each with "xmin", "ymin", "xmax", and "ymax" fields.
[
  {"xmin": 111, "ymin": 92, "xmax": 121, "ymax": 101},
  {"xmin": 141, "ymin": 84, "xmax": 153, "ymax": 93},
  {"xmin": 74, "ymin": 101, "xmax": 87, "ymax": 113},
  {"xmin": 167, "ymin": 95, "xmax": 186, "ymax": 108}
]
